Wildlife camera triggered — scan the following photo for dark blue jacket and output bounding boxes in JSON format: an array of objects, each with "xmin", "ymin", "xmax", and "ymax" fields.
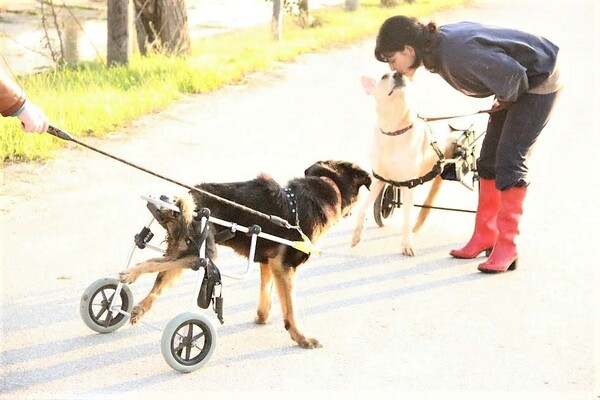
[{"xmin": 423, "ymin": 22, "xmax": 559, "ymax": 103}]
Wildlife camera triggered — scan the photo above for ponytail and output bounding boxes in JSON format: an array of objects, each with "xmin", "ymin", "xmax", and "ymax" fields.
[{"xmin": 425, "ymin": 22, "xmax": 437, "ymax": 34}]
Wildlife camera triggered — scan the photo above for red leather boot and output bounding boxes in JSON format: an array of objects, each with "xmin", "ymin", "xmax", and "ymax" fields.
[
  {"xmin": 478, "ymin": 186, "xmax": 527, "ymax": 273},
  {"xmin": 450, "ymin": 178, "xmax": 500, "ymax": 259}
]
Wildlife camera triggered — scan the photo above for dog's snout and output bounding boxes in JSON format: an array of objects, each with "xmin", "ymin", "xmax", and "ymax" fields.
[
  {"xmin": 392, "ymin": 72, "xmax": 404, "ymax": 86},
  {"xmin": 385, "ymin": 72, "xmax": 405, "ymax": 96},
  {"xmin": 381, "ymin": 72, "xmax": 401, "ymax": 80}
]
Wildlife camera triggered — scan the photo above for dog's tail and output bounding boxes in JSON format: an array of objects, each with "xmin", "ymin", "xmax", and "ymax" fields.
[
  {"xmin": 413, "ymin": 175, "xmax": 443, "ymax": 233},
  {"xmin": 175, "ymin": 194, "xmax": 196, "ymax": 225}
]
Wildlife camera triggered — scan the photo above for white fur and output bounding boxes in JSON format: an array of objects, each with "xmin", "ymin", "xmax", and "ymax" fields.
[{"xmin": 352, "ymin": 73, "xmax": 453, "ymax": 256}]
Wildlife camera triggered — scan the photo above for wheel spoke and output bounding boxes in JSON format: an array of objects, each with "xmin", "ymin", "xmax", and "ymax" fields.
[
  {"xmin": 103, "ymin": 311, "xmax": 114, "ymax": 327},
  {"xmin": 95, "ymin": 287, "xmax": 118, "ymax": 326},
  {"xmin": 173, "ymin": 342, "xmax": 185, "ymax": 354},
  {"xmin": 185, "ymin": 324, "xmax": 194, "ymax": 360},
  {"xmin": 94, "ymin": 304, "xmax": 108, "ymax": 321},
  {"xmin": 106, "ymin": 291, "xmax": 115, "ymax": 305}
]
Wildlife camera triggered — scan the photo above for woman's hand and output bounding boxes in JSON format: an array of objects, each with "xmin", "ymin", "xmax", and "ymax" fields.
[{"xmin": 17, "ymin": 101, "xmax": 49, "ymax": 133}]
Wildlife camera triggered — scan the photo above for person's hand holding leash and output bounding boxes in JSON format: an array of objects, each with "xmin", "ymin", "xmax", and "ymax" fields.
[
  {"xmin": 491, "ymin": 98, "xmax": 511, "ymax": 111},
  {"xmin": 14, "ymin": 100, "xmax": 49, "ymax": 133},
  {"xmin": 1, "ymin": 68, "xmax": 50, "ymax": 134}
]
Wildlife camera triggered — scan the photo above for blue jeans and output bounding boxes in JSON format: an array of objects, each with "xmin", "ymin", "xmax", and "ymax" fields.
[{"xmin": 477, "ymin": 90, "xmax": 560, "ymax": 190}]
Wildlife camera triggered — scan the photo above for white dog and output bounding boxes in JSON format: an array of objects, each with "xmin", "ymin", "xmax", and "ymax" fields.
[{"xmin": 352, "ymin": 72, "xmax": 455, "ymax": 256}]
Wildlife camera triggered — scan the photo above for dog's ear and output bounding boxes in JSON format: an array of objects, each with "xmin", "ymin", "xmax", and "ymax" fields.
[
  {"xmin": 361, "ymin": 76, "xmax": 376, "ymax": 95},
  {"xmin": 305, "ymin": 160, "xmax": 331, "ymax": 177},
  {"xmin": 354, "ymin": 168, "xmax": 372, "ymax": 190},
  {"xmin": 363, "ymin": 172, "xmax": 373, "ymax": 190}
]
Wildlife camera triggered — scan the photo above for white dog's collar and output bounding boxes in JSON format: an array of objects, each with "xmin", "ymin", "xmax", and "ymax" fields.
[{"xmin": 379, "ymin": 123, "xmax": 413, "ymax": 136}]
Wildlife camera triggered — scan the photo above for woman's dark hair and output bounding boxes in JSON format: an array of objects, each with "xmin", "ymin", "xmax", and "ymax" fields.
[{"xmin": 374, "ymin": 15, "xmax": 437, "ymax": 69}]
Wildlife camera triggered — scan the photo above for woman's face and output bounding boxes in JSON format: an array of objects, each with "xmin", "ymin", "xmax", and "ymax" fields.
[{"xmin": 382, "ymin": 46, "xmax": 417, "ymax": 77}]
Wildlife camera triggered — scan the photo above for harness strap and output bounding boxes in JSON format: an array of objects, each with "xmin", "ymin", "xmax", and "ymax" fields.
[
  {"xmin": 373, "ymin": 162, "xmax": 443, "ymax": 189},
  {"xmin": 283, "ymin": 186, "xmax": 319, "ymax": 255},
  {"xmin": 373, "ymin": 126, "xmax": 446, "ymax": 189},
  {"xmin": 430, "ymin": 140, "xmax": 445, "ymax": 160},
  {"xmin": 283, "ymin": 187, "xmax": 300, "ymax": 227}
]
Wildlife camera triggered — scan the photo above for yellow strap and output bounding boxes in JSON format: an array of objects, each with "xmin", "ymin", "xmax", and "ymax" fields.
[{"xmin": 292, "ymin": 232, "xmax": 321, "ymax": 255}]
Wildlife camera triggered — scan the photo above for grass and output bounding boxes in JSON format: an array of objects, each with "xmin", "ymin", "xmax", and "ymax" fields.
[{"xmin": 0, "ymin": 0, "xmax": 467, "ymax": 162}]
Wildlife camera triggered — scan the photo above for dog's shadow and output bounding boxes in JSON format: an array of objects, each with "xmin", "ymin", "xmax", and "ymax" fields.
[{"xmin": 0, "ymin": 227, "xmax": 489, "ymax": 396}]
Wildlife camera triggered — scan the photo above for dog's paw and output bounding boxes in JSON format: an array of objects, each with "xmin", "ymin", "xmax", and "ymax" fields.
[
  {"xmin": 401, "ymin": 246, "xmax": 416, "ymax": 257},
  {"xmin": 255, "ymin": 312, "xmax": 269, "ymax": 325},
  {"xmin": 130, "ymin": 305, "xmax": 145, "ymax": 325},
  {"xmin": 290, "ymin": 329, "xmax": 322, "ymax": 349},
  {"xmin": 299, "ymin": 337, "xmax": 322, "ymax": 349},
  {"xmin": 118, "ymin": 270, "xmax": 137, "ymax": 284}
]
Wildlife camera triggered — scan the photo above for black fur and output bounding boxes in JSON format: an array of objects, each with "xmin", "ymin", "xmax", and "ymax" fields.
[
  {"xmin": 191, "ymin": 160, "xmax": 371, "ymax": 267},
  {"xmin": 123, "ymin": 160, "xmax": 371, "ymax": 348}
]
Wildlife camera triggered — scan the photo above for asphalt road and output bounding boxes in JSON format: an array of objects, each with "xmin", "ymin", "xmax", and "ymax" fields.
[{"xmin": 1, "ymin": 0, "xmax": 598, "ymax": 399}]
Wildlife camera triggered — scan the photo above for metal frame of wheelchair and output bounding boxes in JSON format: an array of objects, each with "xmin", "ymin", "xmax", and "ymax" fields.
[
  {"xmin": 374, "ymin": 125, "xmax": 482, "ymax": 226},
  {"xmin": 79, "ymin": 195, "xmax": 296, "ymax": 373}
]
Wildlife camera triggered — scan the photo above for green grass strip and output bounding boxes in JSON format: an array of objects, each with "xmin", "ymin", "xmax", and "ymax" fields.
[{"xmin": 0, "ymin": 0, "xmax": 466, "ymax": 162}]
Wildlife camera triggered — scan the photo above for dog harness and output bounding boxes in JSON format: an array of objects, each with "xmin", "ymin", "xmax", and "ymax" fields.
[
  {"xmin": 283, "ymin": 187, "xmax": 321, "ymax": 255},
  {"xmin": 284, "ymin": 187, "xmax": 300, "ymax": 227},
  {"xmin": 373, "ymin": 163, "xmax": 443, "ymax": 189},
  {"xmin": 283, "ymin": 177, "xmax": 342, "ymax": 254},
  {"xmin": 372, "ymin": 136, "xmax": 446, "ymax": 189}
]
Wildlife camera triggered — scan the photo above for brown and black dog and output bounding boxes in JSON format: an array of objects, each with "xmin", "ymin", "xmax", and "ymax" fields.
[{"xmin": 118, "ymin": 160, "xmax": 371, "ymax": 348}]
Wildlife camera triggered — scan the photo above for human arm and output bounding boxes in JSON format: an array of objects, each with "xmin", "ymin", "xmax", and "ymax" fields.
[
  {"xmin": 468, "ymin": 47, "xmax": 529, "ymax": 106},
  {"xmin": 0, "ymin": 69, "xmax": 49, "ymax": 133},
  {"xmin": 0, "ymin": 68, "xmax": 26, "ymax": 117}
]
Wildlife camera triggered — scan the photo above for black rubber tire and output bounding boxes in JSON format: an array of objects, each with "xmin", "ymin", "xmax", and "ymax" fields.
[{"xmin": 374, "ymin": 184, "xmax": 398, "ymax": 227}]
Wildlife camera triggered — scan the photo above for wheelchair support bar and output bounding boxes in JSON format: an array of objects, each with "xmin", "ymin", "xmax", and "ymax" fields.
[{"xmin": 140, "ymin": 195, "xmax": 299, "ymax": 280}]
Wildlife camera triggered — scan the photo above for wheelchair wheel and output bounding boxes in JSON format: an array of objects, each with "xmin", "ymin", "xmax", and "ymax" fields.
[
  {"xmin": 374, "ymin": 184, "xmax": 398, "ymax": 227},
  {"xmin": 161, "ymin": 311, "xmax": 217, "ymax": 373},
  {"xmin": 80, "ymin": 277, "xmax": 133, "ymax": 333}
]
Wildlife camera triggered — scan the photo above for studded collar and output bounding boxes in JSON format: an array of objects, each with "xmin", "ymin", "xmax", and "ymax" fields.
[{"xmin": 283, "ymin": 187, "xmax": 300, "ymax": 227}]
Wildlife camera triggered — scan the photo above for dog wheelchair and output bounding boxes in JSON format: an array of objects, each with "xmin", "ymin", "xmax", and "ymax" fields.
[
  {"xmin": 79, "ymin": 195, "xmax": 295, "ymax": 373},
  {"xmin": 374, "ymin": 124, "xmax": 482, "ymax": 226}
]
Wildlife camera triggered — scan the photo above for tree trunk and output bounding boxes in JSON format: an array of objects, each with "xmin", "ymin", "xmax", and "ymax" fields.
[
  {"xmin": 133, "ymin": 0, "xmax": 190, "ymax": 55},
  {"xmin": 271, "ymin": 0, "xmax": 283, "ymax": 41},
  {"xmin": 298, "ymin": 0, "xmax": 309, "ymax": 28},
  {"xmin": 345, "ymin": 0, "xmax": 359, "ymax": 11},
  {"xmin": 380, "ymin": 0, "xmax": 413, "ymax": 6},
  {"xmin": 107, "ymin": 0, "xmax": 134, "ymax": 66}
]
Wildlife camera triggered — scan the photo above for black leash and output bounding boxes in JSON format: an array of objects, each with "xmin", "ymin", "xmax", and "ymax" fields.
[
  {"xmin": 411, "ymin": 202, "xmax": 475, "ymax": 214},
  {"xmin": 418, "ymin": 108, "xmax": 497, "ymax": 122},
  {"xmin": 395, "ymin": 108, "xmax": 495, "ymax": 213},
  {"xmin": 46, "ymin": 125, "xmax": 292, "ymax": 229}
]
